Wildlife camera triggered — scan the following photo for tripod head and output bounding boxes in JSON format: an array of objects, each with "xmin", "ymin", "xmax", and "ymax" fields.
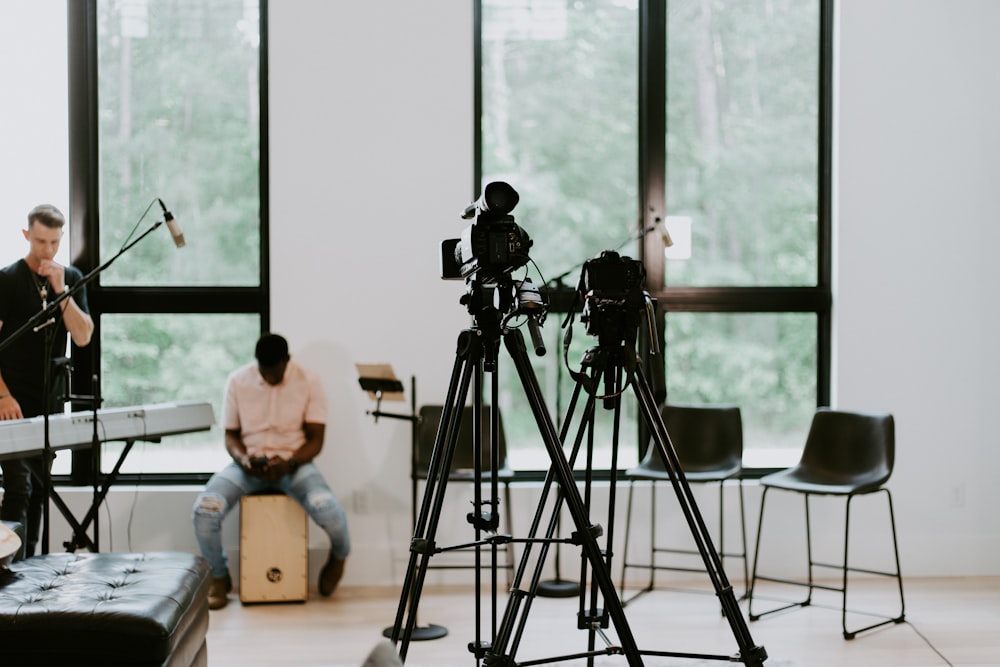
[{"xmin": 458, "ymin": 274, "xmax": 548, "ymax": 369}]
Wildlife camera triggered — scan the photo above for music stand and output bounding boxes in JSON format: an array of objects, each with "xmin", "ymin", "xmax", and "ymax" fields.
[
  {"xmin": 356, "ymin": 364, "xmax": 447, "ymax": 641},
  {"xmin": 357, "ymin": 363, "xmax": 406, "ymax": 423}
]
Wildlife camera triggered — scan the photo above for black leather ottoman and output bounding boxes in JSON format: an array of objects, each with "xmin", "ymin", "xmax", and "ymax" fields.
[{"xmin": 0, "ymin": 550, "xmax": 210, "ymax": 667}]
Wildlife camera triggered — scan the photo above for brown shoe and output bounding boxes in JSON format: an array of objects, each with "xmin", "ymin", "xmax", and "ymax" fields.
[
  {"xmin": 319, "ymin": 555, "xmax": 345, "ymax": 597},
  {"xmin": 208, "ymin": 572, "xmax": 232, "ymax": 610}
]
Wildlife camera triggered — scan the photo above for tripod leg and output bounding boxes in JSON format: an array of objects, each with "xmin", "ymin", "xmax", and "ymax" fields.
[
  {"xmin": 489, "ymin": 380, "xmax": 598, "ymax": 662},
  {"xmin": 630, "ymin": 365, "xmax": 768, "ymax": 667},
  {"xmin": 391, "ymin": 331, "xmax": 478, "ymax": 658},
  {"xmin": 493, "ymin": 330, "xmax": 643, "ymax": 667}
]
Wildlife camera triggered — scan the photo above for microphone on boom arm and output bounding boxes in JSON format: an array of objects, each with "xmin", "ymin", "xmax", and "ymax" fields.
[{"xmin": 157, "ymin": 198, "xmax": 186, "ymax": 248}]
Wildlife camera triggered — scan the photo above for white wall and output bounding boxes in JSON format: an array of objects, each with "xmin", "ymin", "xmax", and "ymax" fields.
[
  {"xmin": 49, "ymin": 0, "xmax": 1000, "ymax": 586},
  {"xmin": 834, "ymin": 0, "xmax": 1000, "ymax": 576},
  {"xmin": 266, "ymin": 0, "xmax": 477, "ymax": 584}
]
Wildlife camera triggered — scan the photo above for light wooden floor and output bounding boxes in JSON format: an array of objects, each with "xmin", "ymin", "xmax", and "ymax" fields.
[{"xmin": 206, "ymin": 576, "xmax": 1000, "ymax": 667}]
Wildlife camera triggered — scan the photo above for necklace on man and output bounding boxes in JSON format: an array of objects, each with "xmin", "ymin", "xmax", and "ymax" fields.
[{"xmin": 31, "ymin": 272, "xmax": 49, "ymax": 308}]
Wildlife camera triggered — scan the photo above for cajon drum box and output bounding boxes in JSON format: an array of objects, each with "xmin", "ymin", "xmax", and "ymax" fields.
[{"xmin": 240, "ymin": 493, "xmax": 309, "ymax": 603}]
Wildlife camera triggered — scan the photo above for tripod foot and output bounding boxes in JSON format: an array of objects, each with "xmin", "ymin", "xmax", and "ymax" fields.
[
  {"xmin": 382, "ymin": 624, "xmax": 448, "ymax": 641},
  {"xmin": 741, "ymin": 644, "xmax": 769, "ymax": 667},
  {"xmin": 536, "ymin": 578, "xmax": 581, "ymax": 598}
]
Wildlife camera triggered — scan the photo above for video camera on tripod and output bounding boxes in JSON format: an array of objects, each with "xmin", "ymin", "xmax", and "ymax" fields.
[
  {"xmin": 440, "ymin": 182, "xmax": 547, "ymax": 355},
  {"xmin": 440, "ymin": 181, "xmax": 532, "ymax": 284},
  {"xmin": 393, "ymin": 187, "xmax": 768, "ymax": 667}
]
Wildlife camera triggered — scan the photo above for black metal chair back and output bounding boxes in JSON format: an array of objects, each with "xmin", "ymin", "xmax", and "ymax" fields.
[
  {"xmin": 412, "ymin": 404, "xmax": 515, "ymax": 583},
  {"xmin": 415, "ymin": 404, "xmax": 513, "ymax": 480},
  {"xmin": 788, "ymin": 408, "xmax": 893, "ymax": 493}
]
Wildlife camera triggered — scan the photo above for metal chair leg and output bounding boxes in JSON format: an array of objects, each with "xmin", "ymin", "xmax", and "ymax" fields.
[
  {"xmin": 749, "ymin": 486, "xmax": 907, "ymax": 639},
  {"xmin": 620, "ymin": 480, "xmax": 657, "ymax": 606},
  {"xmin": 748, "ymin": 487, "xmax": 814, "ymax": 621},
  {"xmin": 732, "ymin": 478, "xmax": 749, "ymax": 598},
  {"xmin": 619, "ymin": 481, "xmax": 635, "ymax": 598},
  {"xmin": 840, "ymin": 489, "xmax": 906, "ymax": 639},
  {"xmin": 623, "ymin": 477, "xmax": 747, "ymax": 605}
]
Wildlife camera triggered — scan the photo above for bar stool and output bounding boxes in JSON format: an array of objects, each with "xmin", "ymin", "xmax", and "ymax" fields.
[
  {"xmin": 620, "ymin": 403, "xmax": 748, "ymax": 603},
  {"xmin": 747, "ymin": 408, "xmax": 906, "ymax": 639}
]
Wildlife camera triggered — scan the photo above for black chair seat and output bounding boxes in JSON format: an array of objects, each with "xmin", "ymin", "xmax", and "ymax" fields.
[
  {"xmin": 625, "ymin": 461, "xmax": 742, "ymax": 484},
  {"xmin": 760, "ymin": 466, "xmax": 888, "ymax": 495}
]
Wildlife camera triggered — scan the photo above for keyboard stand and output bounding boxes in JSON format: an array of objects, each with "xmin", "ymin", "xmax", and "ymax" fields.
[{"xmin": 30, "ymin": 436, "xmax": 149, "ymax": 552}]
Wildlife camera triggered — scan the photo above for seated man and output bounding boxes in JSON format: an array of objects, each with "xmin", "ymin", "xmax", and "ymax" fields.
[{"xmin": 192, "ymin": 333, "xmax": 350, "ymax": 609}]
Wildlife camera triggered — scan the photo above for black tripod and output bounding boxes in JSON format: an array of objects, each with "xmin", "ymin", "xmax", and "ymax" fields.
[
  {"xmin": 388, "ymin": 272, "xmax": 766, "ymax": 666},
  {"xmin": 389, "ymin": 277, "xmax": 527, "ymax": 662},
  {"xmin": 490, "ymin": 339, "xmax": 766, "ymax": 666}
]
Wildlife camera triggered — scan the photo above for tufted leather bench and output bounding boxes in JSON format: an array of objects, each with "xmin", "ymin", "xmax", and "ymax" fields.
[{"xmin": 0, "ymin": 549, "xmax": 210, "ymax": 667}]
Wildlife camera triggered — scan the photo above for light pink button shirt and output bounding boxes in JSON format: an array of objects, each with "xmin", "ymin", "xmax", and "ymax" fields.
[{"xmin": 222, "ymin": 359, "xmax": 327, "ymax": 459}]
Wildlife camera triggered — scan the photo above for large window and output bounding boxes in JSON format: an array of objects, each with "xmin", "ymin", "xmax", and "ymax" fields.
[
  {"xmin": 663, "ymin": 1, "xmax": 820, "ymax": 289},
  {"xmin": 64, "ymin": 0, "xmax": 267, "ymax": 477},
  {"xmin": 97, "ymin": 0, "xmax": 262, "ymax": 288},
  {"xmin": 482, "ymin": 1, "xmax": 641, "ymax": 471},
  {"xmin": 480, "ymin": 0, "xmax": 830, "ymax": 470}
]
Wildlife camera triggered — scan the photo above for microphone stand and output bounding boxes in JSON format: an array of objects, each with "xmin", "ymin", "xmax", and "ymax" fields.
[
  {"xmin": 359, "ymin": 375, "xmax": 448, "ymax": 641},
  {"xmin": 536, "ymin": 330, "xmax": 580, "ymax": 598},
  {"xmin": 0, "ymin": 216, "xmax": 167, "ymax": 555}
]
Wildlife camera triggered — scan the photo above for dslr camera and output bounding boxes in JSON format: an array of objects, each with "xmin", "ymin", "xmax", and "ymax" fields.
[
  {"xmin": 441, "ymin": 181, "xmax": 533, "ymax": 284},
  {"xmin": 578, "ymin": 250, "xmax": 648, "ymax": 345}
]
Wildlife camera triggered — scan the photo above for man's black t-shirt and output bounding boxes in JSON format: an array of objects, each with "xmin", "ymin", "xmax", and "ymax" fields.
[{"xmin": 0, "ymin": 258, "xmax": 89, "ymax": 417}]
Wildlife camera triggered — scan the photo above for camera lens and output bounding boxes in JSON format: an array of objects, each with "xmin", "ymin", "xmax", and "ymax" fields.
[{"xmin": 480, "ymin": 181, "xmax": 519, "ymax": 217}]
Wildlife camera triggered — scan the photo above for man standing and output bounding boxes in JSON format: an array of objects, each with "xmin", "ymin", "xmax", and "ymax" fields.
[
  {"xmin": 192, "ymin": 333, "xmax": 350, "ymax": 609},
  {"xmin": 0, "ymin": 204, "xmax": 94, "ymax": 557}
]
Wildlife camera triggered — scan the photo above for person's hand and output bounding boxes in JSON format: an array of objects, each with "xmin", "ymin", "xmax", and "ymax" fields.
[
  {"xmin": 37, "ymin": 259, "xmax": 67, "ymax": 295},
  {"xmin": 0, "ymin": 395, "xmax": 23, "ymax": 420},
  {"xmin": 264, "ymin": 456, "xmax": 288, "ymax": 482},
  {"xmin": 241, "ymin": 454, "xmax": 270, "ymax": 478}
]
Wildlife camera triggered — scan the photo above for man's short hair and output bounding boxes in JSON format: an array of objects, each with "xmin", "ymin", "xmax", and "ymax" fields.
[
  {"xmin": 28, "ymin": 204, "xmax": 66, "ymax": 229},
  {"xmin": 255, "ymin": 333, "xmax": 290, "ymax": 366}
]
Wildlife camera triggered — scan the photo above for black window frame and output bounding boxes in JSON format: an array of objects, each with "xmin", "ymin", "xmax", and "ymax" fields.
[
  {"xmin": 62, "ymin": 0, "xmax": 270, "ymax": 486},
  {"xmin": 473, "ymin": 0, "xmax": 833, "ymax": 475}
]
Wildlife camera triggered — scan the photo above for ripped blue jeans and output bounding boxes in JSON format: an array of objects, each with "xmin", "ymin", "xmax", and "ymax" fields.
[{"xmin": 192, "ymin": 462, "xmax": 350, "ymax": 579}]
